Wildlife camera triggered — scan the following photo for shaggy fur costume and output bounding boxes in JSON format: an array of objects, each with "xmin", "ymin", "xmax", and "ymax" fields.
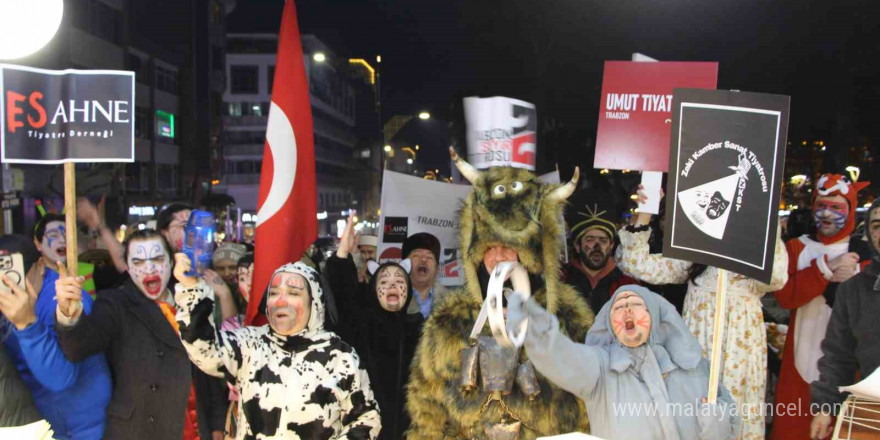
[{"xmin": 406, "ymin": 165, "xmax": 595, "ymax": 439}]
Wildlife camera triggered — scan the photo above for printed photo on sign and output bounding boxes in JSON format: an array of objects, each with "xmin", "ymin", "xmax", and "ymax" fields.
[
  {"xmin": 464, "ymin": 96, "xmax": 536, "ymax": 171},
  {"xmin": 378, "ymin": 170, "xmax": 470, "ymax": 286},
  {"xmin": 1, "ymin": 64, "xmax": 135, "ymax": 164},
  {"xmin": 664, "ymin": 89, "xmax": 789, "ymax": 283}
]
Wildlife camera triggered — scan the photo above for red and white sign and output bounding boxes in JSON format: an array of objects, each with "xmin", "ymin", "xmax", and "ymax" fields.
[
  {"xmin": 464, "ymin": 96, "xmax": 536, "ymax": 170},
  {"xmin": 593, "ymin": 61, "xmax": 718, "ymax": 172}
]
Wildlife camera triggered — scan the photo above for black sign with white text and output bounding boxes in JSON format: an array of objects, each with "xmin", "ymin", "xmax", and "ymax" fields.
[
  {"xmin": 1, "ymin": 64, "xmax": 134, "ymax": 164},
  {"xmin": 663, "ymin": 88, "xmax": 789, "ymax": 283}
]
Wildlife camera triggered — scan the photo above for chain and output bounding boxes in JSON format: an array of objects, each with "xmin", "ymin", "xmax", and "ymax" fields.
[{"xmin": 464, "ymin": 391, "xmax": 541, "ymax": 438}]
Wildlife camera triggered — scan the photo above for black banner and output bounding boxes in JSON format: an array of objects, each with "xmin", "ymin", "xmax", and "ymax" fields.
[
  {"xmin": 1, "ymin": 64, "xmax": 134, "ymax": 164},
  {"xmin": 663, "ymin": 88, "xmax": 789, "ymax": 283}
]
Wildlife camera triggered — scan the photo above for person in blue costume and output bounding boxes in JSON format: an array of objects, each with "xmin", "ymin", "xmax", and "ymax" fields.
[
  {"xmin": 1, "ymin": 215, "xmax": 112, "ymax": 440},
  {"xmin": 508, "ymin": 284, "xmax": 741, "ymax": 440}
]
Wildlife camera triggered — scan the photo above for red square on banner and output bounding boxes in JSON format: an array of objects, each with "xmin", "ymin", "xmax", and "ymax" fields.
[{"xmin": 593, "ymin": 61, "xmax": 718, "ymax": 172}]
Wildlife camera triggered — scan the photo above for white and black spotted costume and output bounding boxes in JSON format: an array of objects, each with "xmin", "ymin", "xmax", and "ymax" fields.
[{"xmin": 175, "ymin": 262, "xmax": 381, "ymax": 440}]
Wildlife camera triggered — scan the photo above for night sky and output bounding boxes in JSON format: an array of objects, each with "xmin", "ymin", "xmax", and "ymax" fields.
[{"xmin": 229, "ymin": 0, "xmax": 880, "ymax": 178}]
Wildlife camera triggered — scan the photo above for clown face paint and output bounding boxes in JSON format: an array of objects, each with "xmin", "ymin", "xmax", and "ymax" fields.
[
  {"xmin": 127, "ymin": 238, "xmax": 172, "ymax": 300},
  {"xmin": 813, "ymin": 195, "xmax": 848, "ymax": 237},
  {"xmin": 376, "ymin": 266, "xmax": 408, "ymax": 312},
  {"xmin": 38, "ymin": 220, "xmax": 67, "ymax": 265},
  {"xmin": 482, "ymin": 245, "xmax": 519, "ymax": 273},
  {"xmin": 267, "ymin": 272, "xmax": 311, "ymax": 336},
  {"xmin": 163, "ymin": 209, "xmax": 191, "ymax": 252},
  {"xmin": 237, "ymin": 263, "xmax": 253, "ymax": 303},
  {"xmin": 610, "ymin": 291, "xmax": 651, "ymax": 348}
]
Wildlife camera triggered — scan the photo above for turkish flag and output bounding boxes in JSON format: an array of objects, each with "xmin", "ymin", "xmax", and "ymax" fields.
[{"xmin": 246, "ymin": 0, "xmax": 317, "ymax": 325}]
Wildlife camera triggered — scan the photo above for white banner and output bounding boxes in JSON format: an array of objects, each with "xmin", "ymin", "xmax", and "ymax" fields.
[
  {"xmin": 464, "ymin": 96, "xmax": 536, "ymax": 170},
  {"xmin": 378, "ymin": 170, "xmax": 471, "ymax": 287}
]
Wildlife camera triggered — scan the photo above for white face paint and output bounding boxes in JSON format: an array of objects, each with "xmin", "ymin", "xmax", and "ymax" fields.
[
  {"xmin": 38, "ymin": 220, "xmax": 67, "ymax": 265},
  {"xmin": 127, "ymin": 238, "xmax": 172, "ymax": 300}
]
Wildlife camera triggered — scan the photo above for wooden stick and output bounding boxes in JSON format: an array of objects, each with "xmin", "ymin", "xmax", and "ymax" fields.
[
  {"xmin": 63, "ymin": 163, "xmax": 81, "ymax": 315},
  {"xmin": 707, "ymin": 268, "xmax": 728, "ymax": 403}
]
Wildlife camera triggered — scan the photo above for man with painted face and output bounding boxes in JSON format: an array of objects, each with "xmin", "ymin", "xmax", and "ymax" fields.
[
  {"xmin": 808, "ymin": 197, "xmax": 880, "ymax": 439},
  {"xmin": 53, "ymin": 229, "xmax": 228, "ymax": 440},
  {"xmin": 402, "ymin": 232, "xmax": 448, "ymax": 318},
  {"xmin": 327, "ymin": 216, "xmax": 424, "ymax": 440},
  {"xmin": 173, "ymin": 256, "xmax": 381, "ymax": 439},
  {"xmin": 508, "ymin": 285, "xmax": 740, "ymax": 439},
  {"xmin": 771, "ymin": 173, "xmax": 871, "ymax": 440},
  {"xmin": 406, "ymin": 149, "xmax": 594, "ymax": 440},
  {"xmin": 564, "ymin": 192, "xmax": 639, "ymax": 315},
  {"xmin": 0, "ymin": 218, "xmax": 112, "ymax": 440}
]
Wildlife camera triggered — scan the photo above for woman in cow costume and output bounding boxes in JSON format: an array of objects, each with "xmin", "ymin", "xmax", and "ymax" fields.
[
  {"xmin": 771, "ymin": 173, "xmax": 871, "ymax": 440},
  {"xmin": 173, "ymin": 255, "xmax": 381, "ymax": 440}
]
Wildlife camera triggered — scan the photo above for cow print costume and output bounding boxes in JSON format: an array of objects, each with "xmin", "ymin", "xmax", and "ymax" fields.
[{"xmin": 175, "ymin": 262, "xmax": 381, "ymax": 440}]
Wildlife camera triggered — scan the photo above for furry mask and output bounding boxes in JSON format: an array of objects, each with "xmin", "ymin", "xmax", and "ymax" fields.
[{"xmin": 451, "ymin": 147, "xmax": 578, "ymax": 313}]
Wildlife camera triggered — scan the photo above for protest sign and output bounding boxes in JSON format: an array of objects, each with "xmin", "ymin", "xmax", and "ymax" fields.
[
  {"xmin": 1, "ymin": 64, "xmax": 135, "ymax": 311},
  {"xmin": 593, "ymin": 61, "xmax": 718, "ymax": 172},
  {"xmin": 1, "ymin": 64, "xmax": 135, "ymax": 164},
  {"xmin": 663, "ymin": 88, "xmax": 789, "ymax": 284},
  {"xmin": 464, "ymin": 96, "xmax": 536, "ymax": 170},
  {"xmin": 378, "ymin": 170, "xmax": 470, "ymax": 286}
]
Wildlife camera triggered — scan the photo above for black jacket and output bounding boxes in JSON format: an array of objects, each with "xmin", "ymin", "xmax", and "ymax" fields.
[
  {"xmin": 55, "ymin": 281, "xmax": 227, "ymax": 440},
  {"xmin": 0, "ymin": 343, "xmax": 42, "ymax": 428},
  {"xmin": 326, "ymin": 255, "xmax": 424, "ymax": 440},
  {"xmin": 811, "ymin": 260, "xmax": 880, "ymax": 408}
]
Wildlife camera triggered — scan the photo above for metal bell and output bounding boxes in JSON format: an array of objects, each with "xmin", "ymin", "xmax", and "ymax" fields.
[
  {"xmin": 484, "ymin": 421, "xmax": 521, "ymax": 440},
  {"xmin": 478, "ymin": 336, "xmax": 519, "ymax": 394},
  {"xmin": 459, "ymin": 342, "xmax": 480, "ymax": 392}
]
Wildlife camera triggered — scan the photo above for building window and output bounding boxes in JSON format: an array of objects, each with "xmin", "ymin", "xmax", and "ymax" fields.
[
  {"xmin": 230, "ymin": 65, "xmax": 259, "ymax": 94},
  {"xmin": 135, "ymin": 107, "xmax": 149, "ymax": 139},
  {"xmin": 267, "ymin": 65, "xmax": 275, "ymax": 94},
  {"xmin": 225, "ymin": 131, "xmax": 264, "ymax": 145},
  {"xmin": 225, "ymin": 101, "xmax": 269, "ymax": 117},
  {"xmin": 156, "ymin": 65, "xmax": 178, "ymax": 94},
  {"xmin": 127, "ymin": 53, "xmax": 149, "ymax": 84}
]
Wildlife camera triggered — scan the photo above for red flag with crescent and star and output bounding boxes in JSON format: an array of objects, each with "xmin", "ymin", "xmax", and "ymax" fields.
[{"xmin": 246, "ymin": 0, "xmax": 317, "ymax": 325}]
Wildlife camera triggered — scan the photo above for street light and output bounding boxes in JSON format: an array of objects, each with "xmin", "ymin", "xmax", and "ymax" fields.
[
  {"xmin": 418, "ymin": 112, "xmax": 431, "ymax": 120},
  {"xmin": 383, "ymin": 145, "xmax": 392, "ymax": 152},
  {"xmin": 313, "ymin": 52, "xmax": 326, "ymax": 63},
  {"xmin": 407, "ymin": 158, "xmax": 413, "ymax": 165},
  {"xmin": 0, "ymin": 0, "xmax": 63, "ymax": 60}
]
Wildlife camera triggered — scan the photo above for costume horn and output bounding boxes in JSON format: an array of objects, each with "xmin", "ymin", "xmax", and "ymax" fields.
[
  {"xmin": 547, "ymin": 166, "xmax": 580, "ymax": 202},
  {"xmin": 450, "ymin": 147, "xmax": 481, "ymax": 184}
]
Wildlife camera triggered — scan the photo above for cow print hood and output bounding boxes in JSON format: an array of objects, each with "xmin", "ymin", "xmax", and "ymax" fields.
[{"xmin": 262, "ymin": 261, "xmax": 327, "ymax": 337}]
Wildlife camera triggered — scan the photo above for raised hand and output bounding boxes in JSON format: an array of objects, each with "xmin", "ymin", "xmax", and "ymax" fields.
[
  {"xmin": 55, "ymin": 264, "xmax": 84, "ymax": 320},
  {"xmin": 0, "ymin": 275, "xmax": 38, "ymax": 330},
  {"xmin": 336, "ymin": 212, "xmax": 357, "ymax": 259},
  {"xmin": 173, "ymin": 253, "xmax": 199, "ymax": 288}
]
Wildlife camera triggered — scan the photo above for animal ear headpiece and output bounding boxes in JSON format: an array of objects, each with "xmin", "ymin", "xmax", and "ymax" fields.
[
  {"xmin": 812, "ymin": 173, "xmax": 871, "ymax": 244},
  {"xmin": 451, "ymin": 147, "xmax": 579, "ymax": 314},
  {"xmin": 367, "ymin": 258, "xmax": 412, "ymax": 276}
]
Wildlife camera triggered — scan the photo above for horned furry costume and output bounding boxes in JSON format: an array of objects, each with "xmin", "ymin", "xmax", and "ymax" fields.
[{"xmin": 405, "ymin": 150, "xmax": 594, "ymax": 440}]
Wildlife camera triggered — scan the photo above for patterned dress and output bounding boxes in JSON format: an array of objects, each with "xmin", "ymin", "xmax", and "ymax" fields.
[{"xmin": 617, "ymin": 228, "xmax": 788, "ymax": 440}]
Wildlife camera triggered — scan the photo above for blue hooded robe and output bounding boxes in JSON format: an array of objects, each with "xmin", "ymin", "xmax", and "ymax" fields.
[{"xmin": 508, "ymin": 284, "xmax": 741, "ymax": 439}]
